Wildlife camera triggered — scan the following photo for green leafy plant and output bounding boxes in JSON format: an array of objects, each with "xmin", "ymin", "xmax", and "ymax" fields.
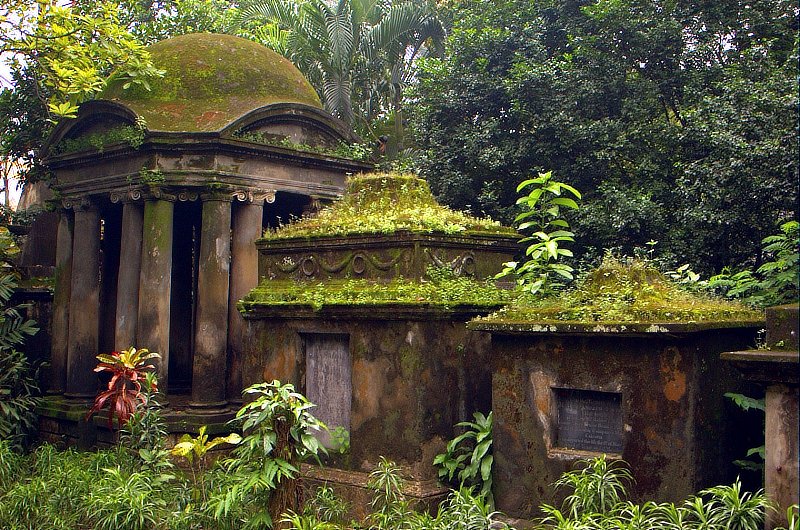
[
  {"xmin": 725, "ymin": 392, "xmax": 766, "ymax": 471},
  {"xmin": 498, "ymin": 171, "xmax": 581, "ymax": 295},
  {"xmin": 434, "ymin": 411, "xmax": 495, "ymax": 507},
  {"xmin": 170, "ymin": 425, "xmax": 241, "ymax": 503},
  {"xmin": 481, "ymin": 255, "xmax": 761, "ymax": 324},
  {"xmin": 366, "ymin": 457, "xmax": 414, "ymax": 530},
  {"xmin": 0, "ymin": 226, "xmax": 40, "ymax": 448},
  {"xmin": 234, "ymin": 131, "xmax": 373, "ymax": 162},
  {"xmin": 119, "ymin": 372, "xmax": 172, "ymax": 471},
  {"xmin": 550, "ymin": 455, "xmax": 633, "ymax": 519},
  {"xmin": 214, "ymin": 380, "xmax": 327, "ymax": 528},
  {"xmin": 87, "ymin": 346, "xmax": 160, "ymax": 428},
  {"xmin": 52, "ymin": 123, "xmax": 146, "ymax": 155},
  {"xmin": 708, "ymin": 220, "xmax": 799, "ymax": 307}
]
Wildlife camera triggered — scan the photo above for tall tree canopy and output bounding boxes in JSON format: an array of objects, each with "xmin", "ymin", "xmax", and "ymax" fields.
[
  {"xmin": 411, "ymin": 0, "xmax": 799, "ymax": 273},
  {"xmin": 239, "ymin": 0, "xmax": 444, "ymax": 145}
]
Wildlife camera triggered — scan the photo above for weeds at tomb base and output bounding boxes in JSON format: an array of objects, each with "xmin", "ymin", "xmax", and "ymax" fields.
[{"xmin": 1, "ymin": 371, "xmax": 798, "ymax": 530}]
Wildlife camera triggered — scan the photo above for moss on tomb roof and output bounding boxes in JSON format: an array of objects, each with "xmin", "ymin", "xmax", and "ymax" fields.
[
  {"xmin": 262, "ymin": 172, "xmax": 517, "ymax": 239},
  {"xmin": 239, "ymin": 268, "xmax": 518, "ymax": 312},
  {"xmin": 101, "ymin": 33, "xmax": 321, "ymax": 132},
  {"xmin": 474, "ymin": 257, "xmax": 762, "ymax": 326}
]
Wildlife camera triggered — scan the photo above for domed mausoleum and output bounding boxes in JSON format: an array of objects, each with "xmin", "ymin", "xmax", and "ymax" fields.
[{"xmin": 41, "ymin": 33, "xmax": 372, "ymax": 443}]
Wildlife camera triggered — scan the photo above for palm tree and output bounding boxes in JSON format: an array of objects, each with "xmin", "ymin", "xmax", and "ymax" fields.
[{"xmin": 239, "ymin": 0, "xmax": 444, "ymax": 146}]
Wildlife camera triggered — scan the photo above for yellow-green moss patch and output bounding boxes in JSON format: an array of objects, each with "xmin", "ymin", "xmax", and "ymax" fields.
[
  {"xmin": 477, "ymin": 257, "xmax": 762, "ymax": 324},
  {"xmin": 101, "ymin": 33, "xmax": 321, "ymax": 132},
  {"xmin": 239, "ymin": 269, "xmax": 517, "ymax": 312},
  {"xmin": 262, "ymin": 173, "xmax": 517, "ymax": 240}
]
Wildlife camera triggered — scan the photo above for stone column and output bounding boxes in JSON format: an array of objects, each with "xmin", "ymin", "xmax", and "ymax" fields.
[
  {"xmin": 765, "ymin": 383, "xmax": 799, "ymax": 530},
  {"xmin": 49, "ymin": 208, "xmax": 73, "ymax": 394},
  {"xmin": 190, "ymin": 191, "xmax": 232, "ymax": 410},
  {"xmin": 227, "ymin": 190, "xmax": 271, "ymax": 402},
  {"xmin": 113, "ymin": 193, "xmax": 144, "ymax": 351},
  {"xmin": 137, "ymin": 191, "xmax": 175, "ymax": 394},
  {"xmin": 64, "ymin": 200, "xmax": 101, "ymax": 399}
]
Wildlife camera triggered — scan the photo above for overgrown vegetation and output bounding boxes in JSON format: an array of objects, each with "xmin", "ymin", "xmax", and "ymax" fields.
[
  {"xmin": 3, "ymin": 439, "xmax": 794, "ymax": 530},
  {"xmin": 262, "ymin": 173, "xmax": 515, "ymax": 240},
  {"xmin": 51, "ymin": 118, "xmax": 147, "ymax": 155},
  {"xmin": 0, "ymin": 227, "xmax": 40, "ymax": 449},
  {"xmin": 241, "ymin": 266, "xmax": 518, "ymax": 312},
  {"xmin": 479, "ymin": 256, "xmax": 762, "ymax": 324},
  {"xmin": 707, "ymin": 220, "xmax": 799, "ymax": 307},
  {"xmin": 87, "ymin": 346, "xmax": 161, "ymax": 429},
  {"xmin": 434, "ymin": 411, "xmax": 495, "ymax": 507},
  {"xmin": 497, "ymin": 171, "xmax": 580, "ymax": 295},
  {"xmin": 536, "ymin": 457, "xmax": 796, "ymax": 530},
  {"xmin": 234, "ymin": 131, "xmax": 372, "ymax": 162}
]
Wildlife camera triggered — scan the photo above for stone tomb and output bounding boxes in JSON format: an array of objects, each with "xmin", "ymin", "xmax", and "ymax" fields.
[
  {"xmin": 469, "ymin": 262, "xmax": 764, "ymax": 520},
  {"xmin": 240, "ymin": 174, "xmax": 518, "ymax": 512},
  {"xmin": 38, "ymin": 33, "xmax": 371, "ymax": 444}
]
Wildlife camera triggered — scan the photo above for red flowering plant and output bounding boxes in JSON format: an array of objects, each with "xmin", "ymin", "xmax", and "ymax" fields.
[{"xmin": 87, "ymin": 346, "xmax": 160, "ymax": 428}]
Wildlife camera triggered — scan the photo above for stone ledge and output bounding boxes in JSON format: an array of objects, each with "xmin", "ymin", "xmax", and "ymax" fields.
[
  {"xmin": 720, "ymin": 349, "xmax": 800, "ymax": 385},
  {"xmin": 243, "ymin": 302, "xmax": 503, "ymax": 321},
  {"xmin": 469, "ymin": 319, "xmax": 765, "ymax": 336}
]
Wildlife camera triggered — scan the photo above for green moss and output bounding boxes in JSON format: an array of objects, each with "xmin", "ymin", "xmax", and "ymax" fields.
[
  {"xmin": 52, "ymin": 125, "xmax": 145, "ymax": 155},
  {"xmin": 262, "ymin": 172, "xmax": 516, "ymax": 239},
  {"xmin": 101, "ymin": 33, "xmax": 321, "ymax": 132},
  {"xmin": 478, "ymin": 257, "xmax": 762, "ymax": 324},
  {"xmin": 399, "ymin": 345, "xmax": 422, "ymax": 379},
  {"xmin": 234, "ymin": 131, "xmax": 372, "ymax": 161},
  {"xmin": 239, "ymin": 267, "xmax": 517, "ymax": 311}
]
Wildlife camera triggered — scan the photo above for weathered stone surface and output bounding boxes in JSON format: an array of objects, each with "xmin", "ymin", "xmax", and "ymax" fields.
[
  {"xmin": 259, "ymin": 232, "xmax": 519, "ymax": 282},
  {"xmin": 480, "ymin": 327, "xmax": 760, "ymax": 520},
  {"xmin": 765, "ymin": 384, "xmax": 799, "ymax": 530},
  {"xmin": 191, "ymin": 195, "xmax": 231, "ymax": 409},
  {"xmin": 766, "ymin": 304, "xmax": 799, "ymax": 350},
  {"xmin": 227, "ymin": 200, "xmax": 263, "ymax": 402},
  {"xmin": 242, "ymin": 311, "xmax": 494, "ymax": 486},
  {"xmin": 721, "ymin": 305, "xmax": 800, "ymax": 530},
  {"xmin": 65, "ymin": 206, "xmax": 101, "ymax": 398},
  {"xmin": 115, "ymin": 201, "xmax": 143, "ymax": 350},
  {"xmin": 137, "ymin": 198, "xmax": 174, "ymax": 392},
  {"xmin": 49, "ymin": 210, "xmax": 73, "ymax": 394}
]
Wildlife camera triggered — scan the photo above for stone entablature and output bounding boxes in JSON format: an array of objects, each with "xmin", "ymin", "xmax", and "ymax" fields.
[{"xmin": 258, "ymin": 231, "xmax": 520, "ymax": 282}]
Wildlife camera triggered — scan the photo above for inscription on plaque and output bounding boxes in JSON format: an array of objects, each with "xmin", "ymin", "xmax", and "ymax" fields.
[
  {"xmin": 554, "ymin": 387, "xmax": 623, "ymax": 453},
  {"xmin": 303, "ymin": 333, "xmax": 351, "ymax": 449}
]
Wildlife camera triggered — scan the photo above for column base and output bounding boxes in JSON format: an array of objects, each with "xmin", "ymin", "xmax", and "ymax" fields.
[
  {"xmin": 63, "ymin": 392, "xmax": 96, "ymax": 401},
  {"xmin": 187, "ymin": 400, "xmax": 230, "ymax": 414}
]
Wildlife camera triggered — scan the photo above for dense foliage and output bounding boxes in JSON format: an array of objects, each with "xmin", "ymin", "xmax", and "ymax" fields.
[
  {"xmin": 0, "ymin": 227, "xmax": 39, "ymax": 448},
  {"xmin": 411, "ymin": 0, "xmax": 799, "ymax": 273},
  {"xmin": 707, "ymin": 220, "xmax": 800, "ymax": 307}
]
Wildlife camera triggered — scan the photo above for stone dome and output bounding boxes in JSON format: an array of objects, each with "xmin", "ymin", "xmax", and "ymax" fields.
[{"xmin": 100, "ymin": 33, "xmax": 322, "ymax": 132}]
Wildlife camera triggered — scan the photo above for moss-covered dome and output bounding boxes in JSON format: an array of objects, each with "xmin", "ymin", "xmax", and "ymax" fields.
[{"xmin": 101, "ymin": 33, "xmax": 322, "ymax": 132}]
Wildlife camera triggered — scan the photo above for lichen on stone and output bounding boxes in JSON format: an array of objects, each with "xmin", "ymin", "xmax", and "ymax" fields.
[
  {"xmin": 476, "ymin": 256, "xmax": 763, "ymax": 325},
  {"xmin": 261, "ymin": 172, "xmax": 517, "ymax": 240},
  {"xmin": 101, "ymin": 33, "xmax": 321, "ymax": 132}
]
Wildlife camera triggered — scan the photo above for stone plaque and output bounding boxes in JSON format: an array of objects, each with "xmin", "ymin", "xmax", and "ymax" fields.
[
  {"xmin": 303, "ymin": 333, "xmax": 351, "ymax": 449},
  {"xmin": 554, "ymin": 387, "xmax": 623, "ymax": 453}
]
